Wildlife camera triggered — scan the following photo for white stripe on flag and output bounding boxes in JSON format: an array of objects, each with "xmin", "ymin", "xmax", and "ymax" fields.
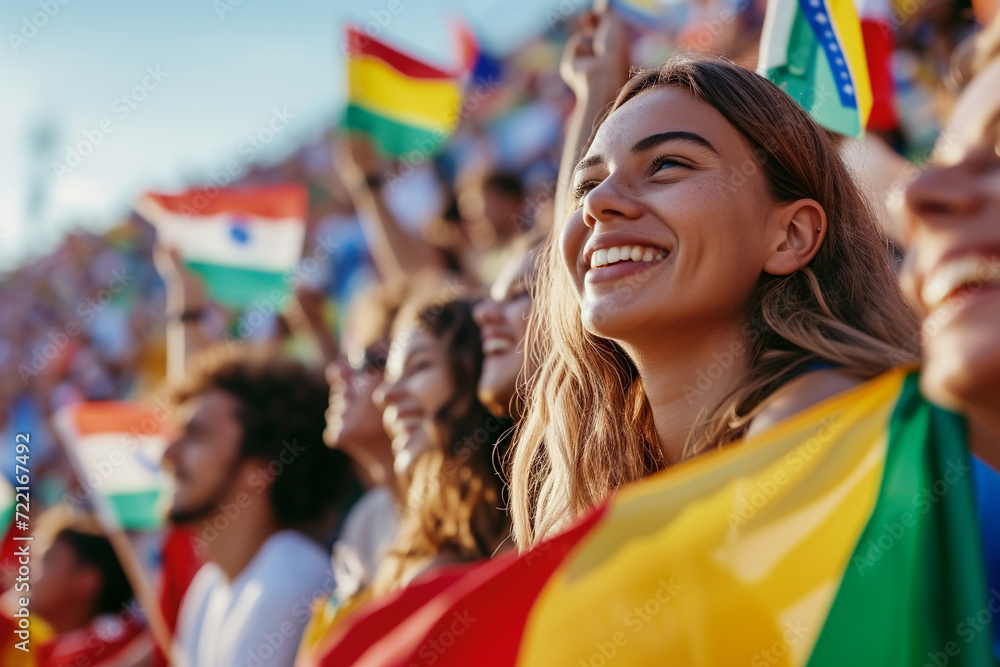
[
  {"xmin": 76, "ymin": 433, "xmax": 169, "ymax": 495},
  {"xmin": 154, "ymin": 213, "xmax": 304, "ymax": 272},
  {"xmin": 758, "ymin": 0, "xmax": 799, "ymax": 73}
]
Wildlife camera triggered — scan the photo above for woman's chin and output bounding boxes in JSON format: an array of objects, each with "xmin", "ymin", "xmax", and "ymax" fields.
[
  {"xmin": 392, "ymin": 435, "xmax": 433, "ymax": 482},
  {"xmin": 921, "ymin": 342, "xmax": 1000, "ymax": 416}
]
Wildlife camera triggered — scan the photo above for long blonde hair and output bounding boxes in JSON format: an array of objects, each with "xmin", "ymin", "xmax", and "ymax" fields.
[{"xmin": 510, "ymin": 56, "xmax": 920, "ymax": 549}]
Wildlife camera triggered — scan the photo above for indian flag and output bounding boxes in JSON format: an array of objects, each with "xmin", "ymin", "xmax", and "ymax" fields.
[
  {"xmin": 0, "ymin": 477, "xmax": 11, "ymax": 542},
  {"xmin": 54, "ymin": 402, "xmax": 172, "ymax": 531},
  {"xmin": 309, "ymin": 368, "xmax": 995, "ymax": 667},
  {"xmin": 137, "ymin": 184, "xmax": 307, "ymax": 309},
  {"xmin": 0, "ymin": 475, "xmax": 17, "ymax": 589},
  {"xmin": 759, "ymin": 0, "xmax": 873, "ymax": 137},
  {"xmin": 343, "ymin": 25, "xmax": 474, "ymax": 157}
]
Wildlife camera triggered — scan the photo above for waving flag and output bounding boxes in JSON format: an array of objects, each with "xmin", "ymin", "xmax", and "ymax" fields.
[
  {"xmin": 856, "ymin": 0, "xmax": 898, "ymax": 131},
  {"xmin": 137, "ymin": 184, "xmax": 307, "ymax": 309},
  {"xmin": 610, "ymin": 0, "xmax": 684, "ymax": 26},
  {"xmin": 0, "ymin": 475, "xmax": 18, "ymax": 590},
  {"xmin": 54, "ymin": 402, "xmax": 172, "ymax": 531},
  {"xmin": 759, "ymin": 0, "xmax": 873, "ymax": 137},
  {"xmin": 343, "ymin": 25, "xmax": 474, "ymax": 157},
  {"xmin": 310, "ymin": 368, "xmax": 994, "ymax": 667}
]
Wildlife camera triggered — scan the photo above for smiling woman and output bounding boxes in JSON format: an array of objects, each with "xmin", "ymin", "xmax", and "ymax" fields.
[
  {"xmin": 511, "ymin": 55, "xmax": 922, "ymax": 548},
  {"xmin": 371, "ymin": 296, "xmax": 514, "ymax": 592}
]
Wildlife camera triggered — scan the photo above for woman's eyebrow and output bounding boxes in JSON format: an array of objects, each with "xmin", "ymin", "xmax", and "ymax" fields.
[
  {"xmin": 573, "ymin": 154, "xmax": 605, "ymax": 175},
  {"xmin": 631, "ymin": 131, "xmax": 719, "ymax": 156}
]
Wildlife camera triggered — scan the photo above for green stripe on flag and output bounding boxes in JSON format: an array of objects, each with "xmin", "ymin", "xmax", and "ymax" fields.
[
  {"xmin": 768, "ymin": 7, "xmax": 861, "ymax": 137},
  {"xmin": 0, "ymin": 479, "xmax": 13, "ymax": 538},
  {"xmin": 343, "ymin": 103, "xmax": 449, "ymax": 158},
  {"xmin": 108, "ymin": 489, "xmax": 165, "ymax": 531},
  {"xmin": 807, "ymin": 373, "xmax": 995, "ymax": 666},
  {"xmin": 185, "ymin": 261, "xmax": 292, "ymax": 310}
]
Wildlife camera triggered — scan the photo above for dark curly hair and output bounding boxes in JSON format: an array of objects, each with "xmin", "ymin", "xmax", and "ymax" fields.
[
  {"xmin": 171, "ymin": 345, "xmax": 356, "ymax": 531},
  {"xmin": 56, "ymin": 528, "xmax": 133, "ymax": 616}
]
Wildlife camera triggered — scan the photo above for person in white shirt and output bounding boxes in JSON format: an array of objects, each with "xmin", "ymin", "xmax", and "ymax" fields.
[{"xmin": 163, "ymin": 347, "xmax": 354, "ymax": 666}]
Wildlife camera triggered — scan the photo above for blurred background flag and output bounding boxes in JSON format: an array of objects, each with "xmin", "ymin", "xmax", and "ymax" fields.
[
  {"xmin": 135, "ymin": 184, "xmax": 307, "ymax": 309},
  {"xmin": 0, "ymin": 475, "xmax": 15, "ymax": 584},
  {"xmin": 758, "ymin": 0, "xmax": 873, "ymax": 137},
  {"xmin": 0, "ymin": 476, "xmax": 12, "ymax": 541},
  {"xmin": 856, "ymin": 0, "xmax": 899, "ymax": 131},
  {"xmin": 53, "ymin": 401, "xmax": 172, "ymax": 531},
  {"xmin": 343, "ymin": 24, "xmax": 476, "ymax": 157},
  {"xmin": 610, "ymin": 0, "xmax": 686, "ymax": 27}
]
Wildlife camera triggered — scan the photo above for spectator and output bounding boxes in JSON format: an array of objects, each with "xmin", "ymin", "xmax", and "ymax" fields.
[{"xmin": 165, "ymin": 346, "xmax": 354, "ymax": 667}]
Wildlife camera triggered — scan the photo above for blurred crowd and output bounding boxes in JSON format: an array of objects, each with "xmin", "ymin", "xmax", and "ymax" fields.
[{"xmin": 2, "ymin": 0, "xmax": 999, "ymax": 665}]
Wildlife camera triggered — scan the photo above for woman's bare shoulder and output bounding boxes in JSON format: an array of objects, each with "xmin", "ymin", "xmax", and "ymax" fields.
[{"xmin": 746, "ymin": 368, "xmax": 868, "ymax": 440}]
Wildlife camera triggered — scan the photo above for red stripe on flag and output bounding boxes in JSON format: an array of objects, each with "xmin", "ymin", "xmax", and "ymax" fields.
[
  {"xmin": 314, "ymin": 565, "xmax": 475, "ymax": 666},
  {"xmin": 345, "ymin": 26, "xmax": 455, "ymax": 79},
  {"xmin": 144, "ymin": 184, "xmax": 307, "ymax": 220},
  {"xmin": 71, "ymin": 402, "xmax": 166, "ymax": 437},
  {"xmin": 861, "ymin": 20, "xmax": 898, "ymax": 131},
  {"xmin": 332, "ymin": 504, "xmax": 610, "ymax": 667}
]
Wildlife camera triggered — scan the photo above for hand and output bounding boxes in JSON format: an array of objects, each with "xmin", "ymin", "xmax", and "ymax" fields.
[
  {"xmin": 153, "ymin": 242, "xmax": 207, "ymax": 313},
  {"xmin": 559, "ymin": 9, "xmax": 630, "ymax": 104},
  {"xmin": 336, "ymin": 133, "xmax": 382, "ymax": 190}
]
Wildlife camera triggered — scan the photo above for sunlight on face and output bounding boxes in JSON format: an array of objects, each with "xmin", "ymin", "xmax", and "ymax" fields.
[
  {"xmin": 902, "ymin": 58, "xmax": 1000, "ymax": 414},
  {"xmin": 560, "ymin": 86, "xmax": 777, "ymax": 348}
]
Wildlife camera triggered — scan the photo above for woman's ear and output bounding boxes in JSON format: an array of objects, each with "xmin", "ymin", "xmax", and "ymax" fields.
[{"xmin": 763, "ymin": 199, "xmax": 827, "ymax": 276}]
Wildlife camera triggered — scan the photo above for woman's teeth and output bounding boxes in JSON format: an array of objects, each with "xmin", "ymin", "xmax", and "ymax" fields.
[
  {"xmin": 483, "ymin": 338, "xmax": 513, "ymax": 355},
  {"xmin": 591, "ymin": 245, "xmax": 665, "ymax": 269},
  {"xmin": 922, "ymin": 255, "xmax": 1000, "ymax": 308}
]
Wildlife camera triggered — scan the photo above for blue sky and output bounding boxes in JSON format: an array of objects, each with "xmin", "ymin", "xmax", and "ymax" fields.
[{"xmin": 0, "ymin": 0, "xmax": 571, "ymax": 272}]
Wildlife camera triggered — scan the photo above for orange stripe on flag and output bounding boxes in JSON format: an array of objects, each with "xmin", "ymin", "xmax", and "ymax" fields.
[
  {"xmin": 71, "ymin": 402, "xmax": 166, "ymax": 437},
  {"xmin": 143, "ymin": 184, "xmax": 307, "ymax": 220}
]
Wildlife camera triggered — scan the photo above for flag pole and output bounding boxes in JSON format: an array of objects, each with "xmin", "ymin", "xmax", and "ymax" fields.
[{"xmin": 54, "ymin": 423, "xmax": 176, "ymax": 664}]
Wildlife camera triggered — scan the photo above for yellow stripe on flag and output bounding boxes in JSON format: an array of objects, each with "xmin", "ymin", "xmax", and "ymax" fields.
[
  {"xmin": 829, "ymin": 0, "xmax": 873, "ymax": 126},
  {"xmin": 348, "ymin": 55, "xmax": 461, "ymax": 133},
  {"xmin": 516, "ymin": 368, "xmax": 907, "ymax": 667}
]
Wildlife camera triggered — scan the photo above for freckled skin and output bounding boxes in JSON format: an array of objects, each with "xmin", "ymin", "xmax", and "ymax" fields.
[{"xmin": 561, "ymin": 87, "xmax": 778, "ymax": 349}]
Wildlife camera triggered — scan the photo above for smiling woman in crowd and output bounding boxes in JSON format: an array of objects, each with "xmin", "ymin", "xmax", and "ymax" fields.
[
  {"xmin": 371, "ymin": 295, "xmax": 513, "ymax": 591},
  {"xmin": 511, "ymin": 56, "xmax": 922, "ymax": 547}
]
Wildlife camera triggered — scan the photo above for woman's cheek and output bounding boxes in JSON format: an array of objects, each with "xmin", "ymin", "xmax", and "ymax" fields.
[{"xmin": 559, "ymin": 210, "xmax": 589, "ymax": 288}]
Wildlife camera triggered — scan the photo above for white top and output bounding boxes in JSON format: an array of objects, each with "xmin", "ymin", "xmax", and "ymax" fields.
[
  {"xmin": 331, "ymin": 487, "xmax": 400, "ymax": 598},
  {"xmin": 174, "ymin": 530, "xmax": 334, "ymax": 667}
]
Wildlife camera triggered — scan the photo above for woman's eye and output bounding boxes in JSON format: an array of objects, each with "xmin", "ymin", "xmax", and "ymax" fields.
[
  {"xmin": 572, "ymin": 180, "xmax": 599, "ymax": 206},
  {"xmin": 407, "ymin": 360, "xmax": 433, "ymax": 375},
  {"xmin": 652, "ymin": 155, "xmax": 683, "ymax": 172}
]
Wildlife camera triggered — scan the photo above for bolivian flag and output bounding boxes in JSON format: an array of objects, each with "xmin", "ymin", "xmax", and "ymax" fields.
[
  {"xmin": 54, "ymin": 401, "xmax": 173, "ymax": 531},
  {"xmin": 343, "ymin": 25, "xmax": 472, "ymax": 157},
  {"xmin": 759, "ymin": 0, "xmax": 873, "ymax": 137},
  {"xmin": 137, "ymin": 184, "xmax": 307, "ymax": 309},
  {"xmin": 310, "ymin": 368, "xmax": 996, "ymax": 666}
]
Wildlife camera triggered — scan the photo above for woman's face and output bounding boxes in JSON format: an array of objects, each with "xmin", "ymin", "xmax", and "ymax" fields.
[
  {"xmin": 473, "ymin": 251, "xmax": 532, "ymax": 416},
  {"xmin": 376, "ymin": 326, "xmax": 457, "ymax": 481},
  {"xmin": 324, "ymin": 340, "xmax": 389, "ymax": 453},
  {"xmin": 561, "ymin": 86, "xmax": 778, "ymax": 346},
  {"xmin": 901, "ymin": 58, "xmax": 1000, "ymax": 413}
]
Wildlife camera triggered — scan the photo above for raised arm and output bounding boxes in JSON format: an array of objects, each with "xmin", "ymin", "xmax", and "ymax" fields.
[
  {"xmin": 153, "ymin": 243, "xmax": 209, "ymax": 386},
  {"xmin": 554, "ymin": 9, "xmax": 630, "ymax": 227},
  {"xmin": 337, "ymin": 134, "xmax": 447, "ymax": 285}
]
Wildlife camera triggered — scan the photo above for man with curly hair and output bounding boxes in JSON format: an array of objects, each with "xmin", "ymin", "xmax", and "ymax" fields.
[{"xmin": 164, "ymin": 346, "xmax": 354, "ymax": 667}]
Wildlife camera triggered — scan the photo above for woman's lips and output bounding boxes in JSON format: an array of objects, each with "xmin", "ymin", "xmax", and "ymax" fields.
[{"xmin": 921, "ymin": 254, "xmax": 1000, "ymax": 310}]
